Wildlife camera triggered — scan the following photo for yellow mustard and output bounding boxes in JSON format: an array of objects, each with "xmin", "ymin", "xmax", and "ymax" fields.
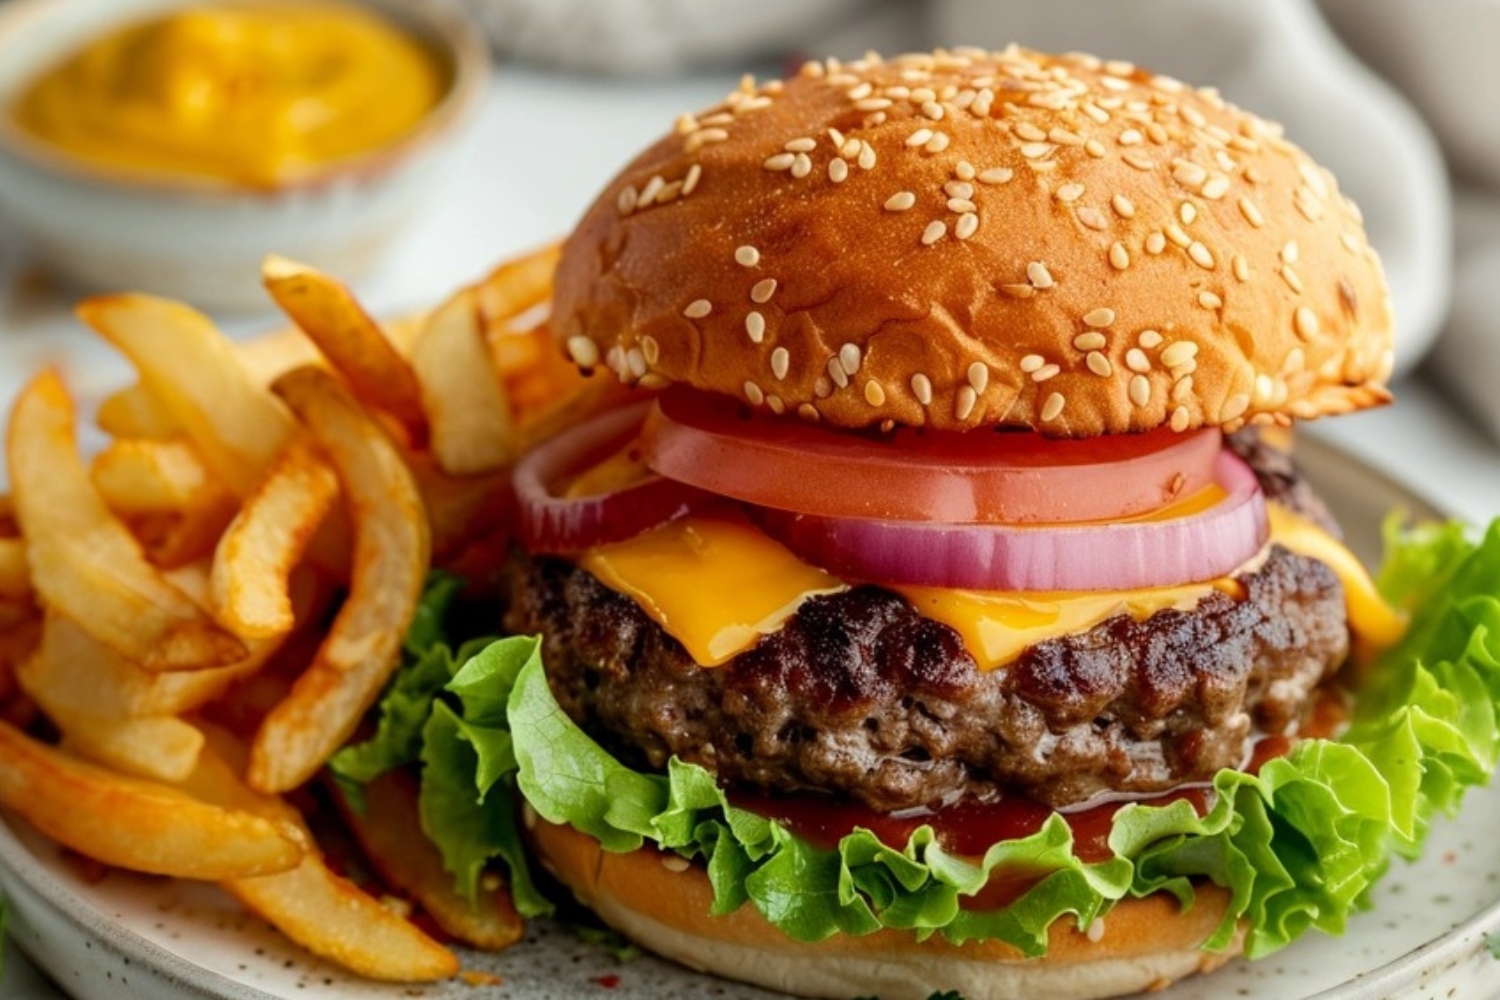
[{"xmin": 9, "ymin": 0, "xmax": 448, "ymax": 188}]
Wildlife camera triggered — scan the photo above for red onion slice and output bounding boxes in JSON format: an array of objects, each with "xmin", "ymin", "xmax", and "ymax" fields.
[
  {"xmin": 756, "ymin": 450, "xmax": 1268, "ymax": 591},
  {"xmin": 513, "ymin": 401, "xmax": 712, "ymax": 554}
]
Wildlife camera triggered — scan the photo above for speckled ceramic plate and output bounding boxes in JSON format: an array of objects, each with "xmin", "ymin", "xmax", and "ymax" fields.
[{"xmin": 5, "ymin": 436, "xmax": 1500, "ymax": 1000}]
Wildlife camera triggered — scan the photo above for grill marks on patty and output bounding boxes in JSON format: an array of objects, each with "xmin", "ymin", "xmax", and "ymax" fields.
[{"xmin": 504, "ymin": 432, "xmax": 1351, "ymax": 812}]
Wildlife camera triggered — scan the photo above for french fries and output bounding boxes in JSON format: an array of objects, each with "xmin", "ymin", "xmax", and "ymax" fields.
[
  {"xmin": 0, "ymin": 719, "xmax": 306, "ymax": 878},
  {"xmin": 76, "ymin": 294, "xmax": 296, "ymax": 496},
  {"xmin": 0, "ymin": 245, "xmax": 572, "ymax": 982},
  {"xmin": 249, "ymin": 367, "xmax": 431, "ymax": 793},
  {"xmin": 411, "ymin": 288, "xmax": 515, "ymax": 475},
  {"xmin": 333, "ymin": 769, "xmax": 524, "ymax": 950},
  {"xmin": 6, "ymin": 373, "xmax": 246, "ymax": 671},
  {"xmin": 191, "ymin": 738, "xmax": 459, "ymax": 981},
  {"xmin": 262, "ymin": 255, "xmax": 429, "ymax": 441},
  {"xmin": 211, "ymin": 441, "xmax": 339, "ymax": 639}
]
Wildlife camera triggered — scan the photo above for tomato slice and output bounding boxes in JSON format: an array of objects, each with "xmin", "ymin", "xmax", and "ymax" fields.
[{"xmin": 641, "ymin": 388, "xmax": 1223, "ymax": 524}]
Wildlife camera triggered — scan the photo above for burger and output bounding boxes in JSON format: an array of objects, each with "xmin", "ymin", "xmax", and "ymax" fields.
[{"xmin": 482, "ymin": 45, "xmax": 1417, "ymax": 1000}]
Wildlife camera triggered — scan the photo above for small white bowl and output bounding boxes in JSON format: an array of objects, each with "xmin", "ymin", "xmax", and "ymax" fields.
[{"xmin": 0, "ymin": 0, "xmax": 489, "ymax": 311}]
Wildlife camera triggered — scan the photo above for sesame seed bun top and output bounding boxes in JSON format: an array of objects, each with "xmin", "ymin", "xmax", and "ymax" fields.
[{"xmin": 552, "ymin": 46, "xmax": 1394, "ymax": 436}]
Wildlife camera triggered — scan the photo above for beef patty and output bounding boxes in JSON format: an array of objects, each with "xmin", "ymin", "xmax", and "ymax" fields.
[{"xmin": 504, "ymin": 433, "xmax": 1350, "ymax": 812}]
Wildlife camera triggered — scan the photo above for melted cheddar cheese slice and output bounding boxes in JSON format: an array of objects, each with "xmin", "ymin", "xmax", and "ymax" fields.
[{"xmin": 579, "ymin": 503, "xmax": 1403, "ymax": 670}]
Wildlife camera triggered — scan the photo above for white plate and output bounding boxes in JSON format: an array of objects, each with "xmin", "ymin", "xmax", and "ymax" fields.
[{"xmin": 4, "ymin": 437, "xmax": 1500, "ymax": 1000}]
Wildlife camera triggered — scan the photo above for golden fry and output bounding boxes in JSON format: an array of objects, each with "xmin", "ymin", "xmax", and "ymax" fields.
[
  {"xmin": 77, "ymin": 294, "xmax": 296, "ymax": 497},
  {"xmin": 0, "ymin": 538, "xmax": 30, "ymax": 601},
  {"xmin": 6, "ymin": 373, "xmax": 245, "ymax": 671},
  {"xmin": 90, "ymin": 437, "xmax": 224, "ymax": 516},
  {"xmin": 262, "ymin": 255, "xmax": 429, "ymax": 439},
  {"xmin": 474, "ymin": 242, "xmax": 560, "ymax": 331},
  {"xmin": 411, "ymin": 288, "xmax": 514, "ymax": 475},
  {"xmin": 95, "ymin": 382, "xmax": 179, "ymax": 439},
  {"xmin": 0, "ymin": 719, "xmax": 305, "ymax": 878},
  {"xmin": 249, "ymin": 368, "xmax": 430, "ymax": 792},
  {"xmin": 211, "ymin": 441, "xmax": 339, "ymax": 639},
  {"xmin": 55, "ymin": 708, "xmax": 206, "ymax": 784},
  {"xmin": 333, "ymin": 769, "xmax": 523, "ymax": 951}
]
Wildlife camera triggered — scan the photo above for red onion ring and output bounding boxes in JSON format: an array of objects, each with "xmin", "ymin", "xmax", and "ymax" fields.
[
  {"xmin": 755, "ymin": 450, "xmax": 1268, "ymax": 591},
  {"xmin": 513, "ymin": 401, "xmax": 712, "ymax": 554}
]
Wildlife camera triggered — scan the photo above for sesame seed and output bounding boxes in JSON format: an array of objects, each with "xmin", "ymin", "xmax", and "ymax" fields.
[
  {"xmin": 624, "ymin": 348, "xmax": 646, "ymax": 379},
  {"xmin": 840, "ymin": 137, "xmax": 862, "ymax": 159},
  {"xmin": 828, "ymin": 158, "xmax": 849, "ymax": 183},
  {"xmin": 1340, "ymin": 232, "xmax": 1362, "ymax": 254},
  {"xmin": 1057, "ymin": 183, "xmax": 1085, "ymax": 203},
  {"xmin": 1126, "ymin": 348, "xmax": 1150, "ymax": 373},
  {"xmin": 771, "ymin": 347, "xmax": 789, "ymax": 380},
  {"xmin": 1199, "ymin": 291, "xmax": 1223, "ymax": 309},
  {"xmin": 1145, "ymin": 232, "xmax": 1167, "ymax": 255},
  {"xmin": 1118, "ymin": 128, "xmax": 1144, "ymax": 146},
  {"xmin": 641, "ymin": 335, "xmax": 660, "ymax": 365},
  {"xmin": 1175, "ymin": 358, "xmax": 1198, "ymax": 376},
  {"xmin": 1172, "ymin": 159, "xmax": 1208, "ymax": 188},
  {"xmin": 1232, "ymin": 255, "xmax": 1250, "ymax": 282},
  {"xmin": 1015, "ymin": 121, "xmax": 1046, "ymax": 141},
  {"xmin": 790, "ymin": 153, "xmax": 812, "ymax": 178},
  {"xmin": 906, "ymin": 128, "xmax": 935, "ymax": 147},
  {"xmin": 1085, "ymin": 139, "xmax": 1106, "ymax": 158},
  {"xmin": 948, "ymin": 197, "xmax": 978, "ymax": 213},
  {"xmin": 638, "ymin": 373, "xmax": 671, "ymax": 390},
  {"xmin": 682, "ymin": 164, "xmax": 702, "ymax": 196},
  {"xmin": 1179, "ymin": 201, "xmax": 1198, "ymax": 225},
  {"xmin": 655, "ymin": 180, "xmax": 683, "ymax": 204},
  {"xmin": 1049, "ymin": 126, "xmax": 1083, "ymax": 146},
  {"xmin": 1109, "ymin": 242, "xmax": 1130, "ymax": 270},
  {"xmin": 1139, "ymin": 329, "xmax": 1163, "ymax": 348},
  {"xmin": 1280, "ymin": 241, "xmax": 1299, "ymax": 264},
  {"xmin": 955, "ymin": 212, "xmax": 980, "ymax": 240},
  {"xmin": 1083, "ymin": 101, "xmax": 1110, "ymax": 124},
  {"xmin": 967, "ymin": 362, "xmax": 990, "ymax": 393},
  {"xmin": 865, "ymin": 380, "xmax": 887, "ymax": 407},
  {"xmin": 1123, "ymin": 151, "xmax": 1155, "ymax": 170},
  {"xmin": 764, "ymin": 153, "xmax": 796, "ymax": 171},
  {"xmin": 1083, "ymin": 307, "xmax": 1116, "ymax": 328},
  {"xmin": 766, "ymin": 395, "xmax": 785, "ymax": 415},
  {"xmin": 617, "ymin": 185, "xmax": 639, "ymax": 216},
  {"xmin": 906, "ymin": 373, "xmax": 930, "ymax": 404},
  {"xmin": 840, "ymin": 342, "xmax": 862, "ymax": 375},
  {"xmin": 735, "ymin": 245, "xmax": 761, "ymax": 267},
  {"xmin": 1129, "ymin": 374, "xmax": 1151, "ymax": 407},
  {"xmin": 925, "ymin": 132, "xmax": 951, "ymax": 153},
  {"xmin": 955, "ymin": 160, "xmax": 976, "ymax": 180},
  {"xmin": 921, "ymin": 100, "xmax": 945, "ymax": 120},
  {"xmin": 922, "ymin": 220, "xmax": 948, "ymax": 245},
  {"xmin": 744, "ymin": 311, "xmax": 766, "ymax": 343},
  {"xmin": 1020, "ymin": 353, "xmax": 1045, "ymax": 373},
  {"xmin": 855, "ymin": 97, "xmax": 894, "ymax": 112},
  {"xmin": 1201, "ymin": 174, "xmax": 1230, "ymax": 200},
  {"xmin": 979, "ymin": 167, "xmax": 1014, "ymax": 184},
  {"xmin": 1254, "ymin": 373, "xmax": 1275, "ymax": 404},
  {"xmin": 1075, "ymin": 207, "xmax": 1106, "ymax": 230},
  {"xmin": 567, "ymin": 335, "xmax": 600, "ymax": 368},
  {"xmin": 1027, "ymin": 261, "xmax": 1055, "ymax": 289},
  {"xmin": 1032, "ymin": 364, "xmax": 1061, "ymax": 382},
  {"xmin": 1087, "ymin": 351, "xmax": 1113, "ymax": 376},
  {"xmin": 846, "ymin": 81, "xmax": 873, "ymax": 100},
  {"xmin": 744, "ymin": 380, "xmax": 765, "ymax": 405},
  {"xmin": 1188, "ymin": 242, "xmax": 1215, "ymax": 269},
  {"xmin": 1161, "ymin": 341, "xmax": 1198, "ymax": 367},
  {"xmin": 1222, "ymin": 394, "xmax": 1250, "ymax": 420},
  {"xmin": 1163, "ymin": 224, "xmax": 1190, "ymax": 249},
  {"xmin": 798, "ymin": 403, "xmax": 819, "ymax": 421},
  {"xmin": 1146, "ymin": 121, "xmax": 1170, "ymax": 144},
  {"xmin": 1021, "ymin": 142, "xmax": 1055, "ymax": 159},
  {"xmin": 683, "ymin": 299, "xmax": 712, "ymax": 319},
  {"xmin": 826, "ymin": 357, "xmax": 849, "ymax": 389},
  {"xmin": 1001, "ymin": 283, "xmax": 1035, "ymax": 298},
  {"xmin": 828, "ymin": 127, "xmax": 846, "ymax": 148},
  {"xmin": 1238, "ymin": 197, "xmax": 1265, "ymax": 228},
  {"xmin": 1074, "ymin": 332, "xmax": 1107, "ymax": 351},
  {"xmin": 1170, "ymin": 406, "xmax": 1191, "ymax": 432},
  {"xmin": 1280, "ymin": 265, "xmax": 1303, "ymax": 293},
  {"xmin": 944, "ymin": 180, "xmax": 975, "ymax": 199},
  {"xmin": 858, "ymin": 142, "xmax": 877, "ymax": 170},
  {"xmin": 1295, "ymin": 306, "xmax": 1319, "ymax": 339},
  {"xmin": 639, "ymin": 175, "xmax": 665, "ymax": 204},
  {"xmin": 885, "ymin": 191, "xmax": 917, "ymax": 212},
  {"xmin": 1173, "ymin": 376, "xmax": 1194, "ymax": 403},
  {"xmin": 750, "ymin": 278, "xmax": 777, "ymax": 304},
  {"xmin": 1041, "ymin": 392, "xmax": 1066, "ymax": 421},
  {"xmin": 815, "ymin": 375, "xmax": 833, "ymax": 397},
  {"xmin": 1111, "ymin": 194, "xmax": 1136, "ymax": 218}
]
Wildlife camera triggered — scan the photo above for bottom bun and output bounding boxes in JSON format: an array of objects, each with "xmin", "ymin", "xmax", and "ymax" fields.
[{"xmin": 529, "ymin": 817, "xmax": 1242, "ymax": 1000}]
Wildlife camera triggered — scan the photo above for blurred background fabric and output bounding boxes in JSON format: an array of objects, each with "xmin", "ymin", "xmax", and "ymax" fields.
[{"xmin": 469, "ymin": 0, "xmax": 1500, "ymax": 432}]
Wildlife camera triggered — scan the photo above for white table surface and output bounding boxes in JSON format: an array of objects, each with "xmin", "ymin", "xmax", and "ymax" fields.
[{"xmin": 1, "ymin": 64, "xmax": 1498, "ymax": 999}]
